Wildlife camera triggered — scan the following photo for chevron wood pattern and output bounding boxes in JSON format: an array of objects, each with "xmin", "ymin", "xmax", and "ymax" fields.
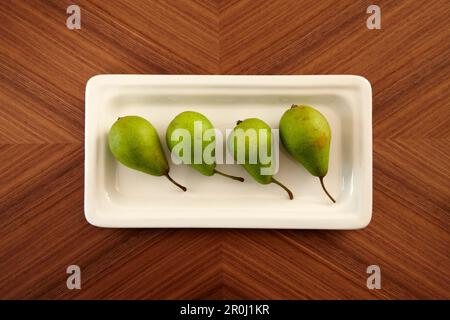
[{"xmin": 0, "ymin": 0, "xmax": 449, "ymax": 299}]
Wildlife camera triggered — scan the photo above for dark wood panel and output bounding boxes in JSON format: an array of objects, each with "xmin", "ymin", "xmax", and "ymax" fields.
[{"xmin": 0, "ymin": 0, "xmax": 448, "ymax": 299}]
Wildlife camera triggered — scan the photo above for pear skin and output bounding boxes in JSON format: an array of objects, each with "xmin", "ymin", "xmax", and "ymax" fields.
[
  {"xmin": 229, "ymin": 118, "xmax": 293, "ymax": 199},
  {"xmin": 166, "ymin": 111, "xmax": 244, "ymax": 182},
  {"xmin": 108, "ymin": 116, "xmax": 186, "ymax": 191},
  {"xmin": 279, "ymin": 105, "xmax": 335, "ymax": 202}
]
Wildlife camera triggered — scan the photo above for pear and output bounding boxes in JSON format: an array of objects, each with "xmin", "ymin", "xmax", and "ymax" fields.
[
  {"xmin": 279, "ymin": 105, "xmax": 335, "ymax": 203},
  {"xmin": 166, "ymin": 111, "xmax": 244, "ymax": 182},
  {"xmin": 228, "ymin": 118, "xmax": 293, "ymax": 200},
  {"xmin": 108, "ymin": 115, "xmax": 186, "ymax": 191}
]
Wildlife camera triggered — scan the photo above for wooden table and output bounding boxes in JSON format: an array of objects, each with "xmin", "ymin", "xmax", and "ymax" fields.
[{"xmin": 0, "ymin": 0, "xmax": 448, "ymax": 299}]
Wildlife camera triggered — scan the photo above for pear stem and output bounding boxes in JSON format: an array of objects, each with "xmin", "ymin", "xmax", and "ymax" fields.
[
  {"xmin": 271, "ymin": 178, "xmax": 294, "ymax": 200},
  {"xmin": 319, "ymin": 176, "xmax": 335, "ymax": 203},
  {"xmin": 165, "ymin": 174, "xmax": 187, "ymax": 192},
  {"xmin": 214, "ymin": 170, "xmax": 244, "ymax": 182}
]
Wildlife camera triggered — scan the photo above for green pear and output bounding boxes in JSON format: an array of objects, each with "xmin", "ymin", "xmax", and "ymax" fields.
[
  {"xmin": 108, "ymin": 115, "xmax": 186, "ymax": 191},
  {"xmin": 279, "ymin": 105, "xmax": 335, "ymax": 202},
  {"xmin": 228, "ymin": 118, "xmax": 293, "ymax": 200},
  {"xmin": 166, "ymin": 111, "xmax": 244, "ymax": 182}
]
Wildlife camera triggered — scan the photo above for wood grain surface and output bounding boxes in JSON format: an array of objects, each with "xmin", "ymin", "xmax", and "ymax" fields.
[{"xmin": 0, "ymin": 0, "xmax": 449, "ymax": 299}]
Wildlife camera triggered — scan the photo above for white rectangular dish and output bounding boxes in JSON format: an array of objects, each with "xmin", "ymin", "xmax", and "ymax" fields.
[{"xmin": 85, "ymin": 75, "xmax": 372, "ymax": 229}]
